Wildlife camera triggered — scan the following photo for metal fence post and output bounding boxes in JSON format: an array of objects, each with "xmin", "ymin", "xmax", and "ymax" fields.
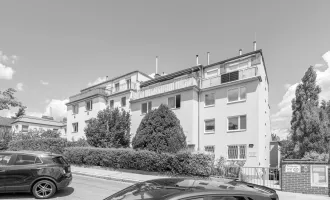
[{"xmin": 262, "ymin": 168, "xmax": 265, "ymax": 186}]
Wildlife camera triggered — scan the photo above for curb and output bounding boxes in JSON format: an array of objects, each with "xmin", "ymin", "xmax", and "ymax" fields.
[{"xmin": 72, "ymin": 171, "xmax": 141, "ymax": 184}]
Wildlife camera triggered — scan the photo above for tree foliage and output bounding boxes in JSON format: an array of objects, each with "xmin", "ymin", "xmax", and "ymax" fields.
[
  {"xmin": 0, "ymin": 88, "xmax": 23, "ymax": 110},
  {"xmin": 132, "ymin": 104, "xmax": 187, "ymax": 153},
  {"xmin": 15, "ymin": 106, "xmax": 26, "ymax": 118},
  {"xmin": 12, "ymin": 129, "xmax": 61, "ymax": 141},
  {"xmin": 84, "ymin": 107, "xmax": 131, "ymax": 148}
]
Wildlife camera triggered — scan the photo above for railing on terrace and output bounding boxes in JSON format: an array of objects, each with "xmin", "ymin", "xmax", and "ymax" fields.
[
  {"xmin": 69, "ymin": 88, "xmax": 110, "ymax": 102},
  {"xmin": 202, "ymin": 66, "xmax": 258, "ymax": 89},
  {"xmin": 110, "ymin": 82, "xmax": 137, "ymax": 94},
  {"xmin": 132, "ymin": 76, "xmax": 198, "ymax": 100}
]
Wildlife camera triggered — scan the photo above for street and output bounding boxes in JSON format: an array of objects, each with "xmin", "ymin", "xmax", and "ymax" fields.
[{"xmin": 0, "ymin": 174, "xmax": 131, "ymax": 200}]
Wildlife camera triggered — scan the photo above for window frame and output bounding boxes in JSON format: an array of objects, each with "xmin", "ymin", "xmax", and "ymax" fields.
[
  {"xmin": 86, "ymin": 100, "xmax": 93, "ymax": 111},
  {"xmin": 204, "ymin": 93, "xmax": 215, "ymax": 107},
  {"xmin": 204, "ymin": 145, "xmax": 215, "ymax": 153},
  {"xmin": 115, "ymin": 82, "xmax": 120, "ymax": 92},
  {"xmin": 227, "ymin": 145, "xmax": 247, "ymax": 160},
  {"xmin": 72, "ymin": 122, "xmax": 78, "ymax": 133},
  {"xmin": 126, "ymin": 79, "xmax": 131, "ymax": 89},
  {"xmin": 72, "ymin": 104, "xmax": 79, "ymax": 114},
  {"xmin": 168, "ymin": 94, "xmax": 181, "ymax": 109},
  {"xmin": 227, "ymin": 87, "xmax": 247, "ymax": 104},
  {"xmin": 22, "ymin": 125, "xmax": 29, "ymax": 133},
  {"xmin": 109, "ymin": 100, "xmax": 114, "ymax": 109},
  {"xmin": 204, "ymin": 119, "xmax": 215, "ymax": 134},
  {"xmin": 227, "ymin": 115, "xmax": 247, "ymax": 132},
  {"xmin": 141, "ymin": 101, "xmax": 152, "ymax": 115},
  {"xmin": 310, "ymin": 165, "xmax": 328, "ymax": 187},
  {"xmin": 121, "ymin": 96, "xmax": 126, "ymax": 107}
]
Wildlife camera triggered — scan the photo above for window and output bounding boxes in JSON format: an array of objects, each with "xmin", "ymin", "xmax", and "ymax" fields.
[
  {"xmin": 141, "ymin": 101, "xmax": 152, "ymax": 114},
  {"xmin": 311, "ymin": 165, "xmax": 328, "ymax": 187},
  {"xmin": 14, "ymin": 154, "xmax": 37, "ymax": 165},
  {"xmin": 109, "ymin": 100, "xmax": 114, "ymax": 109},
  {"xmin": 121, "ymin": 97, "xmax": 126, "ymax": 107},
  {"xmin": 168, "ymin": 94, "xmax": 181, "ymax": 109},
  {"xmin": 228, "ymin": 87, "xmax": 246, "ymax": 102},
  {"xmin": 228, "ymin": 145, "xmax": 246, "ymax": 160},
  {"xmin": 86, "ymin": 100, "xmax": 93, "ymax": 111},
  {"xmin": 0, "ymin": 153, "xmax": 13, "ymax": 166},
  {"xmin": 72, "ymin": 123, "xmax": 78, "ymax": 133},
  {"xmin": 204, "ymin": 146, "xmax": 215, "ymax": 153},
  {"xmin": 73, "ymin": 104, "xmax": 79, "ymax": 114},
  {"xmin": 115, "ymin": 83, "xmax": 120, "ymax": 92},
  {"xmin": 228, "ymin": 115, "xmax": 246, "ymax": 131},
  {"xmin": 22, "ymin": 125, "xmax": 29, "ymax": 133},
  {"xmin": 205, "ymin": 119, "xmax": 215, "ymax": 133},
  {"xmin": 126, "ymin": 79, "xmax": 131, "ymax": 89},
  {"xmin": 205, "ymin": 93, "xmax": 215, "ymax": 106}
]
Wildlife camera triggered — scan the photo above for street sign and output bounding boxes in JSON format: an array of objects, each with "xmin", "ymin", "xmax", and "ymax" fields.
[{"xmin": 285, "ymin": 164, "xmax": 301, "ymax": 173}]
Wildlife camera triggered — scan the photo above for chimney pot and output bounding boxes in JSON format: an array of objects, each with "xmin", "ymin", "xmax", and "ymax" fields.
[
  {"xmin": 239, "ymin": 49, "xmax": 242, "ymax": 55},
  {"xmin": 196, "ymin": 55, "xmax": 199, "ymax": 65},
  {"xmin": 253, "ymin": 41, "xmax": 257, "ymax": 51},
  {"xmin": 207, "ymin": 52, "xmax": 210, "ymax": 65}
]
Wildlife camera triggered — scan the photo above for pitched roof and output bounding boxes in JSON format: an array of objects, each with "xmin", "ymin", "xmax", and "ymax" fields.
[
  {"xmin": 11, "ymin": 116, "xmax": 65, "ymax": 127},
  {"xmin": 0, "ymin": 116, "xmax": 15, "ymax": 127}
]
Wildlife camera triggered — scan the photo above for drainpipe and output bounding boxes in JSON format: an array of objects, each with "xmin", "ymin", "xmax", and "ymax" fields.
[{"xmin": 197, "ymin": 65, "xmax": 203, "ymax": 151}]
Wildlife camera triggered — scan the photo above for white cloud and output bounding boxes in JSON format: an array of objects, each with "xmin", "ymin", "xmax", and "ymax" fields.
[
  {"xmin": 271, "ymin": 51, "xmax": 330, "ymax": 139},
  {"xmin": 0, "ymin": 63, "xmax": 15, "ymax": 80},
  {"xmin": 40, "ymin": 80, "xmax": 49, "ymax": 85},
  {"xmin": 43, "ymin": 99, "xmax": 69, "ymax": 120},
  {"xmin": 87, "ymin": 76, "xmax": 107, "ymax": 87},
  {"xmin": 16, "ymin": 83, "xmax": 24, "ymax": 91}
]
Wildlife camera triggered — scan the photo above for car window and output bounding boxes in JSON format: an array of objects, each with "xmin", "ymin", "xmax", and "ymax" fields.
[
  {"xmin": 0, "ymin": 154, "xmax": 13, "ymax": 166},
  {"xmin": 52, "ymin": 156, "xmax": 68, "ymax": 165},
  {"xmin": 210, "ymin": 196, "xmax": 246, "ymax": 200},
  {"xmin": 14, "ymin": 154, "xmax": 37, "ymax": 165},
  {"xmin": 35, "ymin": 157, "xmax": 43, "ymax": 164}
]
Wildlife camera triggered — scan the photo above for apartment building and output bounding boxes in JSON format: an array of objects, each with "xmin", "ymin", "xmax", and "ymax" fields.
[
  {"xmin": 65, "ymin": 45, "xmax": 271, "ymax": 167},
  {"xmin": 66, "ymin": 71, "xmax": 152, "ymax": 140}
]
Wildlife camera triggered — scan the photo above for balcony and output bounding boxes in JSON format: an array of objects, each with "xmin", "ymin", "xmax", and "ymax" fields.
[
  {"xmin": 202, "ymin": 66, "xmax": 258, "ymax": 89},
  {"xmin": 69, "ymin": 88, "xmax": 110, "ymax": 102},
  {"xmin": 132, "ymin": 76, "xmax": 198, "ymax": 100},
  {"xmin": 109, "ymin": 82, "xmax": 137, "ymax": 94}
]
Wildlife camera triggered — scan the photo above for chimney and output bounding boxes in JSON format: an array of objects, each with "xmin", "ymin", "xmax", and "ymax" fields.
[
  {"xmin": 196, "ymin": 55, "xmax": 199, "ymax": 65},
  {"xmin": 155, "ymin": 56, "xmax": 158, "ymax": 74},
  {"xmin": 207, "ymin": 52, "xmax": 210, "ymax": 65},
  {"xmin": 239, "ymin": 49, "xmax": 242, "ymax": 55},
  {"xmin": 253, "ymin": 41, "xmax": 257, "ymax": 51}
]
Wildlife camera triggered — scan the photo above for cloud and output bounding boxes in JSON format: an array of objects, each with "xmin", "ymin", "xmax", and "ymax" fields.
[
  {"xmin": 0, "ymin": 51, "xmax": 17, "ymax": 80},
  {"xmin": 271, "ymin": 51, "xmax": 330, "ymax": 139},
  {"xmin": 40, "ymin": 80, "xmax": 49, "ymax": 85},
  {"xmin": 87, "ymin": 76, "xmax": 107, "ymax": 86},
  {"xmin": 16, "ymin": 83, "xmax": 24, "ymax": 91},
  {"xmin": 44, "ymin": 99, "xmax": 69, "ymax": 120}
]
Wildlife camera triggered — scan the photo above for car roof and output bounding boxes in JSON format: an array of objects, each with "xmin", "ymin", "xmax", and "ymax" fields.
[{"xmin": 2, "ymin": 150, "xmax": 62, "ymax": 157}]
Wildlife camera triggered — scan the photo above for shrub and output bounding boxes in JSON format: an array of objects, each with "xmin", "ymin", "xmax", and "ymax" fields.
[
  {"xmin": 67, "ymin": 138, "xmax": 90, "ymax": 147},
  {"xmin": 212, "ymin": 155, "xmax": 245, "ymax": 178},
  {"xmin": 303, "ymin": 151, "xmax": 329, "ymax": 162},
  {"xmin": 85, "ymin": 107, "xmax": 131, "ymax": 148},
  {"xmin": 132, "ymin": 104, "xmax": 187, "ymax": 153},
  {"xmin": 8, "ymin": 138, "xmax": 67, "ymax": 154},
  {"xmin": 0, "ymin": 129, "xmax": 12, "ymax": 150},
  {"xmin": 64, "ymin": 147, "xmax": 214, "ymax": 177},
  {"xmin": 11, "ymin": 129, "xmax": 60, "ymax": 141}
]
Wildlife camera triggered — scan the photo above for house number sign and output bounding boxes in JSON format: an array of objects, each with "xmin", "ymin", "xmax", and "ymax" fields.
[{"xmin": 285, "ymin": 165, "xmax": 301, "ymax": 173}]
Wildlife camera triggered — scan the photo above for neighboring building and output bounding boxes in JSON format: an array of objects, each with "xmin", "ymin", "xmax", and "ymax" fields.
[
  {"xmin": 65, "ymin": 44, "xmax": 271, "ymax": 167},
  {"xmin": 11, "ymin": 116, "xmax": 66, "ymax": 137},
  {"xmin": 66, "ymin": 71, "xmax": 152, "ymax": 140},
  {"xmin": 0, "ymin": 116, "xmax": 15, "ymax": 132}
]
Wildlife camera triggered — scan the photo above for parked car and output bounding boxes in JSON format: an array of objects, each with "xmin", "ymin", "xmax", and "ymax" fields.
[
  {"xmin": 104, "ymin": 178, "xmax": 279, "ymax": 200},
  {"xmin": 0, "ymin": 150, "xmax": 72, "ymax": 199}
]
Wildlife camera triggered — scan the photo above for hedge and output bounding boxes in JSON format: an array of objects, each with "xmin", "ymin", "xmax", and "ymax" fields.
[
  {"xmin": 8, "ymin": 138, "xmax": 89, "ymax": 154},
  {"xmin": 64, "ymin": 147, "xmax": 214, "ymax": 177}
]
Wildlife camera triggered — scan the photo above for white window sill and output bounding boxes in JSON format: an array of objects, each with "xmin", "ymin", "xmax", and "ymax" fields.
[
  {"xmin": 204, "ymin": 131, "xmax": 215, "ymax": 134},
  {"xmin": 204, "ymin": 104, "xmax": 215, "ymax": 108},
  {"xmin": 227, "ymin": 129, "xmax": 246, "ymax": 133},
  {"xmin": 227, "ymin": 99, "xmax": 246, "ymax": 105}
]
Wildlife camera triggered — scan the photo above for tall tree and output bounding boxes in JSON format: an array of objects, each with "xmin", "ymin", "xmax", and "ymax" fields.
[
  {"xmin": 0, "ymin": 88, "xmax": 23, "ymax": 110},
  {"xmin": 288, "ymin": 66, "xmax": 328, "ymax": 158}
]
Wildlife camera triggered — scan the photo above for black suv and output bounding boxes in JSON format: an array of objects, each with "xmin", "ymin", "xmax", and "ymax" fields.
[{"xmin": 0, "ymin": 150, "xmax": 72, "ymax": 199}]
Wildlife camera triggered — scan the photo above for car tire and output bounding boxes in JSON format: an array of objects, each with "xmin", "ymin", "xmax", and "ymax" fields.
[{"xmin": 32, "ymin": 180, "xmax": 56, "ymax": 199}]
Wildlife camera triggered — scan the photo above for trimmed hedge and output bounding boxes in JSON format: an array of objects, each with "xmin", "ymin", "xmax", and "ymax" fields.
[{"xmin": 64, "ymin": 147, "xmax": 214, "ymax": 177}]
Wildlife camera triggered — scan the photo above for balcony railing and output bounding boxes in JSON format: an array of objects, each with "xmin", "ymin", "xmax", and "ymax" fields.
[
  {"xmin": 132, "ymin": 76, "xmax": 198, "ymax": 100},
  {"xmin": 69, "ymin": 88, "xmax": 110, "ymax": 102},
  {"xmin": 110, "ymin": 82, "xmax": 137, "ymax": 94},
  {"xmin": 202, "ymin": 66, "xmax": 258, "ymax": 89}
]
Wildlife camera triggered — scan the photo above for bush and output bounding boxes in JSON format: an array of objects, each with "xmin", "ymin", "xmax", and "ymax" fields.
[
  {"xmin": 212, "ymin": 155, "xmax": 245, "ymax": 179},
  {"xmin": 85, "ymin": 107, "xmax": 131, "ymax": 148},
  {"xmin": 132, "ymin": 104, "xmax": 187, "ymax": 153},
  {"xmin": 303, "ymin": 151, "xmax": 329, "ymax": 162},
  {"xmin": 0, "ymin": 129, "xmax": 12, "ymax": 150},
  {"xmin": 67, "ymin": 138, "xmax": 90, "ymax": 147},
  {"xmin": 11, "ymin": 129, "xmax": 61, "ymax": 141},
  {"xmin": 64, "ymin": 147, "xmax": 214, "ymax": 177},
  {"xmin": 8, "ymin": 138, "xmax": 67, "ymax": 154}
]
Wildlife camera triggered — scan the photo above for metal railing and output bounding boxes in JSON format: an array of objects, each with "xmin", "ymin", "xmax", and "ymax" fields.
[
  {"xmin": 69, "ymin": 88, "xmax": 110, "ymax": 102},
  {"xmin": 132, "ymin": 76, "xmax": 198, "ymax": 100},
  {"xmin": 202, "ymin": 66, "xmax": 258, "ymax": 88},
  {"xmin": 240, "ymin": 167, "xmax": 281, "ymax": 190}
]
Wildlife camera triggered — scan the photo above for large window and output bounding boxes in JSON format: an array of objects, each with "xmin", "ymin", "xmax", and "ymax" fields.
[
  {"xmin": 205, "ymin": 93, "xmax": 215, "ymax": 106},
  {"xmin": 73, "ymin": 104, "xmax": 79, "ymax": 114},
  {"xmin": 22, "ymin": 125, "xmax": 29, "ymax": 133},
  {"xmin": 228, "ymin": 115, "xmax": 246, "ymax": 131},
  {"xmin": 168, "ymin": 95, "xmax": 181, "ymax": 109},
  {"xmin": 121, "ymin": 97, "xmax": 126, "ymax": 107},
  {"xmin": 227, "ymin": 87, "xmax": 246, "ymax": 102},
  {"xmin": 109, "ymin": 100, "xmax": 114, "ymax": 109},
  {"xmin": 115, "ymin": 83, "xmax": 120, "ymax": 92},
  {"xmin": 204, "ymin": 146, "xmax": 215, "ymax": 153},
  {"xmin": 126, "ymin": 79, "xmax": 131, "ymax": 89},
  {"xmin": 205, "ymin": 119, "xmax": 215, "ymax": 133},
  {"xmin": 86, "ymin": 100, "xmax": 93, "ymax": 111},
  {"xmin": 72, "ymin": 123, "xmax": 78, "ymax": 133},
  {"xmin": 141, "ymin": 101, "xmax": 152, "ymax": 114},
  {"xmin": 228, "ymin": 145, "xmax": 246, "ymax": 160},
  {"xmin": 311, "ymin": 165, "xmax": 328, "ymax": 187}
]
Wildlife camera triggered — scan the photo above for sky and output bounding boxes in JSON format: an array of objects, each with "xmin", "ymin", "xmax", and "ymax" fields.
[{"xmin": 1, "ymin": 0, "xmax": 330, "ymax": 138}]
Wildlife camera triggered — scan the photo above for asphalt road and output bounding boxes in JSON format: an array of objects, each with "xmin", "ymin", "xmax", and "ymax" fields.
[{"xmin": 0, "ymin": 174, "xmax": 131, "ymax": 200}]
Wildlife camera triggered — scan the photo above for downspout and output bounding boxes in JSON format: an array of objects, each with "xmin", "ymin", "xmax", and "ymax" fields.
[{"xmin": 198, "ymin": 65, "xmax": 203, "ymax": 151}]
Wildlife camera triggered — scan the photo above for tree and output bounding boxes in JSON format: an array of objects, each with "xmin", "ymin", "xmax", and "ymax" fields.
[
  {"xmin": 271, "ymin": 133, "xmax": 280, "ymax": 141},
  {"xmin": 132, "ymin": 104, "xmax": 187, "ymax": 153},
  {"xmin": 0, "ymin": 88, "xmax": 23, "ymax": 110},
  {"xmin": 85, "ymin": 107, "xmax": 131, "ymax": 148},
  {"xmin": 286, "ymin": 66, "xmax": 328, "ymax": 158},
  {"xmin": 15, "ymin": 106, "xmax": 26, "ymax": 118}
]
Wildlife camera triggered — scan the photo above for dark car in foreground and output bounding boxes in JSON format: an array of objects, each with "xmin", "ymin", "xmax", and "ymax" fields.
[
  {"xmin": 104, "ymin": 178, "xmax": 279, "ymax": 200},
  {"xmin": 0, "ymin": 150, "xmax": 72, "ymax": 199}
]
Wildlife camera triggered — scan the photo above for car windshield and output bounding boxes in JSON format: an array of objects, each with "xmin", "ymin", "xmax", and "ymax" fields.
[{"xmin": 0, "ymin": 154, "xmax": 12, "ymax": 166}]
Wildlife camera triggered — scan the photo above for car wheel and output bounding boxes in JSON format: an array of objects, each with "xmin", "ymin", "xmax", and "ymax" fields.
[{"xmin": 32, "ymin": 180, "xmax": 56, "ymax": 199}]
